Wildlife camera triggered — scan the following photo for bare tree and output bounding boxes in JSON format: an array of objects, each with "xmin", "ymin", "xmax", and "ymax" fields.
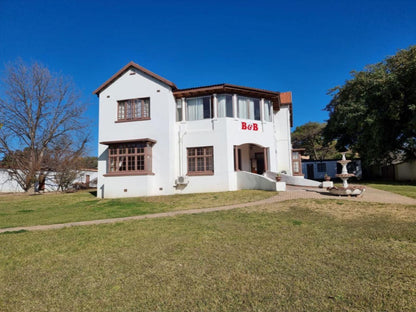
[{"xmin": 0, "ymin": 60, "xmax": 88, "ymax": 191}]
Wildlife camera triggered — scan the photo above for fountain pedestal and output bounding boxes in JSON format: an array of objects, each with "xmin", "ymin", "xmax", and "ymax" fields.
[{"xmin": 328, "ymin": 153, "xmax": 365, "ymax": 196}]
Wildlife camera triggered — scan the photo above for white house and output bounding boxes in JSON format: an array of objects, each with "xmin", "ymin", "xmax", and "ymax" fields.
[{"xmin": 94, "ymin": 61, "xmax": 299, "ymax": 198}]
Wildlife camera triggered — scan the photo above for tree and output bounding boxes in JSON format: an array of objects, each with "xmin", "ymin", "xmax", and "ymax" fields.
[
  {"xmin": 79, "ymin": 156, "xmax": 98, "ymax": 169},
  {"xmin": 324, "ymin": 46, "xmax": 416, "ymax": 166},
  {"xmin": 292, "ymin": 122, "xmax": 339, "ymax": 160},
  {"xmin": 0, "ymin": 60, "xmax": 88, "ymax": 191}
]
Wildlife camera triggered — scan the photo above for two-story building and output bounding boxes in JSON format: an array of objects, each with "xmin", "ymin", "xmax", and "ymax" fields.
[{"xmin": 94, "ymin": 61, "xmax": 296, "ymax": 198}]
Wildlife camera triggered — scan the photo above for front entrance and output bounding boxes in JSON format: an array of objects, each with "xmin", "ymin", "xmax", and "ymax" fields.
[{"xmin": 234, "ymin": 144, "xmax": 268, "ymax": 175}]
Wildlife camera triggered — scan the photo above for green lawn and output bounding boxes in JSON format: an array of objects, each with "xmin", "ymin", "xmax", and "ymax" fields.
[
  {"xmin": 1, "ymin": 198, "xmax": 415, "ymax": 311},
  {"xmin": 0, "ymin": 190, "xmax": 275, "ymax": 228},
  {"xmin": 364, "ymin": 182, "xmax": 416, "ymax": 199}
]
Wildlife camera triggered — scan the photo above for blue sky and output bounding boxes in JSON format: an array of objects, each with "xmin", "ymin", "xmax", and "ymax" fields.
[{"xmin": 1, "ymin": 0, "xmax": 415, "ymax": 156}]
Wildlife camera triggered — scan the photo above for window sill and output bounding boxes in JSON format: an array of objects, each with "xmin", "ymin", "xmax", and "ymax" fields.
[
  {"xmin": 115, "ymin": 118, "xmax": 150, "ymax": 123},
  {"xmin": 187, "ymin": 172, "xmax": 214, "ymax": 176},
  {"xmin": 104, "ymin": 172, "xmax": 155, "ymax": 177}
]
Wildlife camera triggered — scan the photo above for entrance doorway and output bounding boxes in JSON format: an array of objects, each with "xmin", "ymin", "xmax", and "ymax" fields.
[
  {"xmin": 255, "ymin": 153, "xmax": 265, "ymax": 175},
  {"xmin": 234, "ymin": 144, "xmax": 268, "ymax": 174},
  {"xmin": 307, "ymin": 164, "xmax": 314, "ymax": 179}
]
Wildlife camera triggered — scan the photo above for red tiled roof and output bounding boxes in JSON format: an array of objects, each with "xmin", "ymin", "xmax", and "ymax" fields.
[{"xmin": 93, "ymin": 61, "xmax": 177, "ymax": 95}]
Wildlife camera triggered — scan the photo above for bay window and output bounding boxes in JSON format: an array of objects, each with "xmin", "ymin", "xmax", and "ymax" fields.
[{"xmin": 106, "ymin": 141, "xmax": 153, "ymax": 175}]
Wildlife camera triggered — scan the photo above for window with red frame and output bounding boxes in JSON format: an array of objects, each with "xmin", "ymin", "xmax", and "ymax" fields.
[
  {"xmin": 108, "ymin": 142, "xmax": 152, "ymax": 174},
  {"xmin": 187, "ymin": 146, "xmax": 214, "ymax": 175},
  {"xmin": 117, "ymin": 98, "xmax": 150, "ymax": 121}
]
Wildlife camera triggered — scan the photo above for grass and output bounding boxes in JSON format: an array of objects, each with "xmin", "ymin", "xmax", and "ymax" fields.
[
  {"xmin": 0, "ymin": 190, "xmax": 275, "ymax": 228},
  {"xmin": 363, "ymin": 181, "xmax": 416, "ymax": 199},
  {"xmin": 1, "ymin": 199, "xmax": 415, "ymax": 311}
]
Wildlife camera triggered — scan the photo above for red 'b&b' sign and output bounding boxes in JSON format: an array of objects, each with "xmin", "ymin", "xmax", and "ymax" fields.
[{"xmin": 241, "ymin": 122, "xmax": 258, "ymax": 131}]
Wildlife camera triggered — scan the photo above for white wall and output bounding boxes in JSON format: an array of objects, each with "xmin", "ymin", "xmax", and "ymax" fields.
[
  {"xmin": 0, "ymin": 169, "xmax": 24, "ymax": 192},
  {"xmin": 274, "ymin": 105, "xmax": 292, "ymax": 174}
]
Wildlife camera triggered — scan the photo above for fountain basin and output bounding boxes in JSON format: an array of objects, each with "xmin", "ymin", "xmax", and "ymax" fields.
[{"xmin": 328, "ymin": 185, "xmax": 366, "ymax": 196}]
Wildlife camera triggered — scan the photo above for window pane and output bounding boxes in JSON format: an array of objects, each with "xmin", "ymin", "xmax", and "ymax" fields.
[
  {"xmin": 253, "ymin": 99, "xmax": 260, "ymax": 120},
  {"xmin": 186, "ymin": 98, "xmax": 203, "ymax": 121},
  {"xmin": 118, "ymin": 156, "xmax": 127, "ymax": 171},
  {"xmin": 217, "ymin": 95, "xmax": 226, "ymax": 118},
  {"xmin": 176, "ymin": 99, "xmax": 182, "ymax": 121},
  {"xmin": 293, "ymin": 162, "xmax": 299, "ymax": 173},
  {"xmin": 143, "ymin": 99, "xmax": 150, "ymax": 118},
  {"xmin": 137, "ymin": 155, "xmax": 144, "ymax": 170},
  {"xmin": 128, "ymin": 156, "xmax": 135, "ymax": 171},
  {"xmin": 218, "ymin": 94, "xmax": 233, "ymax": 118},
  {"xmin": 118, "ymin": 103, "xmax": 125, "ymax": 120},
  {"xmin": 264, "ymin": 100, "xmax": 270, "ymax": 121},
  {"xmin": 225, "ymin": 95, "xmax": 233, "ymax": 117},
  {"xmin": 188, "ymin": 157, "xmax": 195, "ymax": 172},
  {"xmin": 134, "ymin": 99, "xmax": 142, "ymax": 119},
  {"xmin": 203, "ymin": 96, "xmax": 211, "ymax": 119},
  {"xmin": 238, "ymin": 97, "xmax": 248, "ymax": 119}
]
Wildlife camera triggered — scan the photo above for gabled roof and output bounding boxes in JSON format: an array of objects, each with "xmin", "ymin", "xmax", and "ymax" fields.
[{"xmin": 93, "ymin": 61, "xmax": 177, "ymax": 95}]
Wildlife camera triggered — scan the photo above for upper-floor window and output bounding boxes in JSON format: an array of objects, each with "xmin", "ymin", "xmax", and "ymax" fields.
[
  {"xmin": 176, "ymin": 99, "xmax": 183, "ymax": 122},
  {"xmin": 237, "ymin": 96, "xmax": 260, "ymax": 120},
  {"xmin": 217, "ymin": 94, "xmax": 233, "ymax": 118},
  {"xmin": 186, "ymin": 96, "xmax": 212, "ymax": 121},
  {"xmin": 264, "ymin": 99, "xmax": 272, "ymax": 122},
  {"xmin": 118, "ymin": 98, "xmax": 150, "ymax": 122}
]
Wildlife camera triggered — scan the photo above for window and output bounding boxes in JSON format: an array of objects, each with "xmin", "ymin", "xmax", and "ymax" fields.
[
  {"xmin": 217, "ymin": 94, "xmax": 233, "ymax": 118},
  {"xmin": 293, "ymin": 162, "xmax": 300, "ymax": 173},
  {"xmin": 108, "ymin": 142, "xmax": 153, "ymax": 174},
  {"xmin": 317, "ymin": 163, "xmax": 327, "ymax": 173},
  {"xmin": 187, "ymin": 146, "xmax": 214, "ymax": 175},
  {"xmin": 264, "ymin": 99, "xmax": 272, "ymax": 122},
  {"xmin": 176, "ymin": 99, "xmax": 183, "ymax": 121},
  {"xmin": 237, "ymin": 96, "xmax": 260, "ymax": 120},
  {"xmin": 186, "ymin": 96, "xmax": 212, "ymax": 121},
  {"xmin": 117, "ymin": 98, "xmax": 150, "ymax": 121}
]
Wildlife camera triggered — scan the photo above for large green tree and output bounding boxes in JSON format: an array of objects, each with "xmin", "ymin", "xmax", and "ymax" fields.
[
  {"xmin": 324, "ymin": 46, "xmax": 416, "ymax": 166},
  {"xmin": 292, "ymin": 122, "xmax": 338, "ymax": 160}
]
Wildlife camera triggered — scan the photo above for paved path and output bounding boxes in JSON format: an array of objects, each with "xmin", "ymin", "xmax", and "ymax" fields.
[{"xmin": 1, "ymin": 186, "xmax": 415, "ymax": 233}]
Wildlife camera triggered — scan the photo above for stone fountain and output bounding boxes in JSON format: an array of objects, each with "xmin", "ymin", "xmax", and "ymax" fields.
[{"xmin": 328, "ymin": 152, "xmax": 365, "ymax": 196}]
